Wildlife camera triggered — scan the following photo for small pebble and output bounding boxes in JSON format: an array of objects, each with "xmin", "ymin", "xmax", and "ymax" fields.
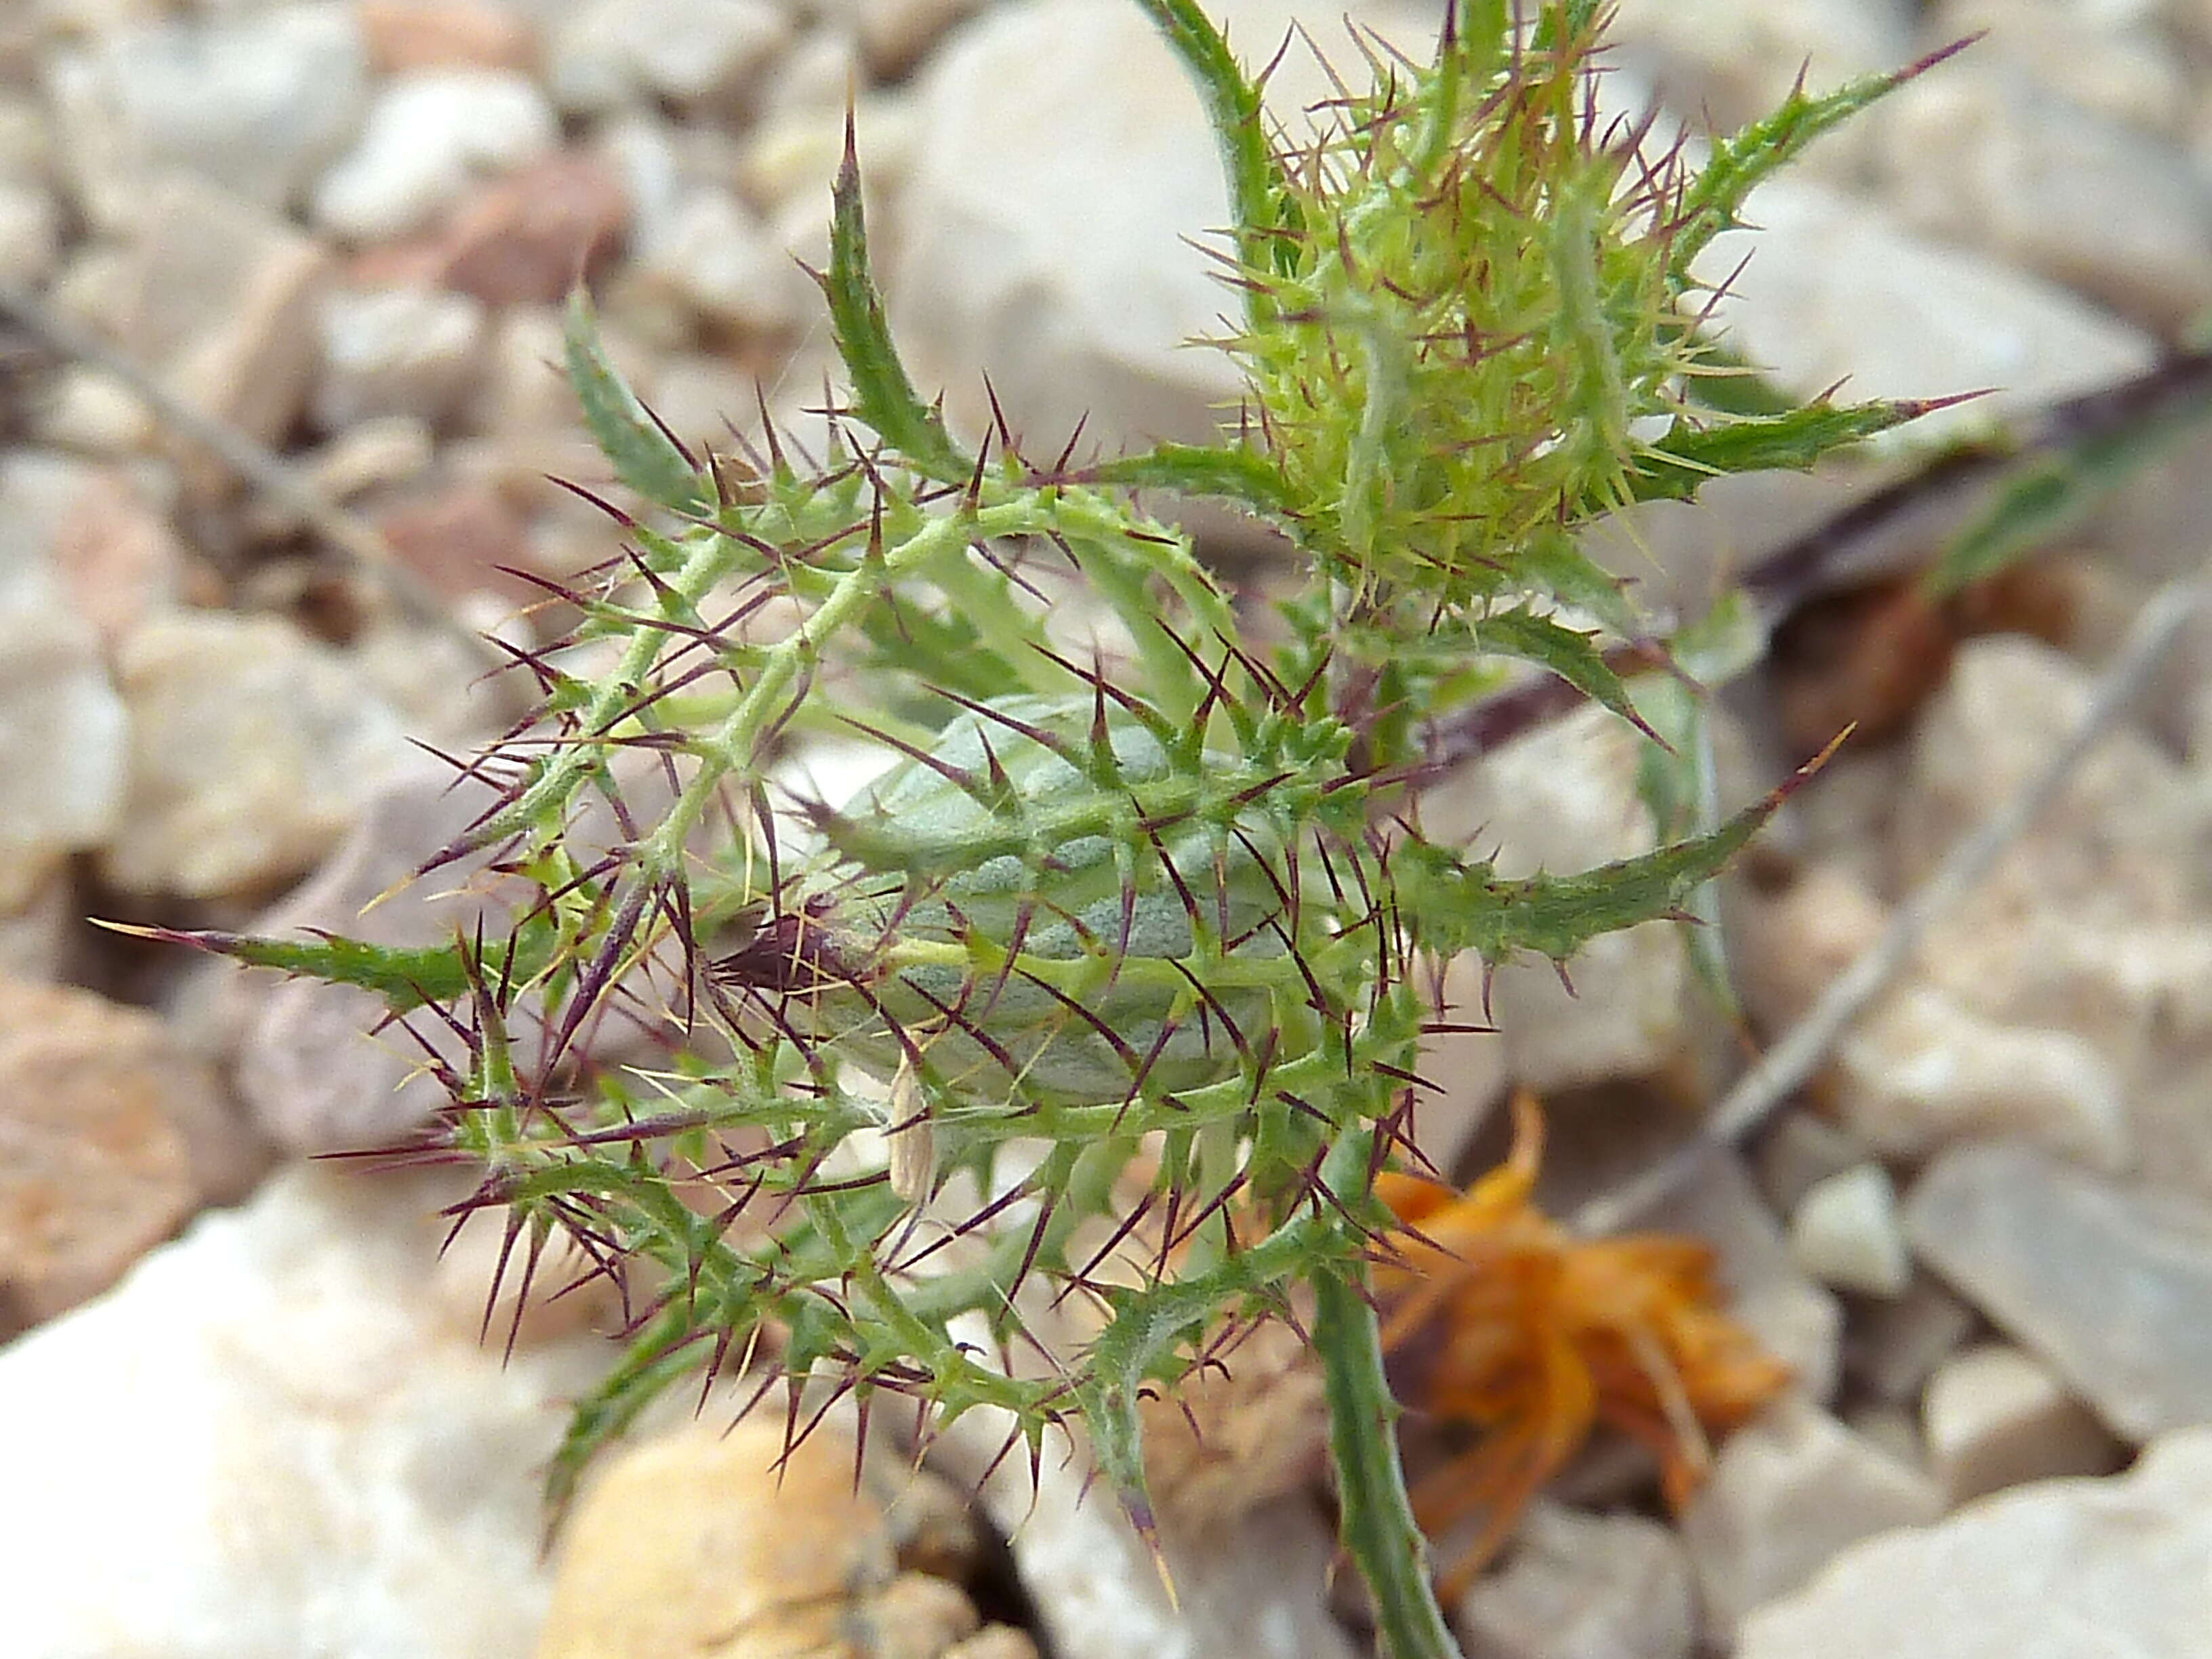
[
  {"xmin": 100, "ymin": 612, "xmax": 417, "ymax": 899},
  {"xmin": 1790, "ymin": 1164, "xmax": 1912, "ymax": 1298},
  {"xmin": 314, "ymin": 284, "xmax": 488, "ymax": 431},
  {"xmin": 358, "ymin": 0, "xmax": 539, "ymax": 74},
  {"xmin": 1906, "ymin": 1140, "xmax": 2212, "ymax": 1441},
  {"xmin": 312, "ymin": 68, "xmax": 558, "ymax": 241},
  {"xmin": 546, "ymin": 0, "xmax": 792, "ymax": 113},
  {"xmin": 1681, "ymin": 1396, "xmax": 1943, "ymax": 1638},
  {"xmin": 1922, "ymin": 1343, "xmax": 2120, "ymax": 1506}
]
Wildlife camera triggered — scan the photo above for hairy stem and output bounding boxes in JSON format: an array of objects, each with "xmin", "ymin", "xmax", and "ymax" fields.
[{"xmin": 1314, "ymin": 1262, "xmax": 1465, "ymax": 1659}]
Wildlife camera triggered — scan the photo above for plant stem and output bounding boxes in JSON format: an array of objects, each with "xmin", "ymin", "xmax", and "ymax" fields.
[{"xmin": 1313, "ymin": 1262, "xmax": 1465, "ymax": 1659}]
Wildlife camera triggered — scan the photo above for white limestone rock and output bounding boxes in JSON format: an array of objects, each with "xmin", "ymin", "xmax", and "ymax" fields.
[
  {"xmin": 1789, "ymin": 1164, "xmax": 1912, "ymax": 1298},
  {"xmin": 104, "ymin": 171, "xmax": 333, "ymax": 478},
  {"xmin": 1605, "ymin": 0, "xmax": 1913, "ymax": 163},
  {"xmin": 546, "ymin": 0, "xmax": 792, "ymax": 113},
  {"xmin": 1681, "ymin": 1395, "xmax": 1943, "ymax": 1638},
  {"xmin": 1921, "ymin": 1344, "xmax": 2120, "ymax": 1507},
  {"xmin": 1884, "ymin": 638, "xmax": 2212, "ymax": 1183},
  {"xmin": 1738, "ymin": 1426, "xmax": 2212, "ymax": 1659},
  {"xmin": 1699, "ymin": 178, "xmax": 2156, "ymax": 444},
  {"xmin": 1753, "ymin": 1111, "xmax": 1876, "ymax": 1218},
  {"xmin": 1875, "ymin": 63, "xmax": 2212, "ymax": 330},
  {"xmin": 1831, "ymin": 985, "xmax": 2131, "ymax": 1173},
  {"xmin": 1420, "ymin": 705, "xmax": 1692, "ymax": 1091},
  {"xmin": 1640, "ymin": 1153, "xmax": 1845, "ymax": 1406},
  {"xmin": 928, "ymin": 1391, "xmax": 1361, "ymax": 1659},
  {"xmin": 313, "ymin": 284, "xmax": 489, "ymax": 431},
  {"xmin": 1904, "ymin": 1139, "xmax": 2212, "ymax": 1441},
  {"xmin": 461, "ymin": 303, "xmax": 577, "ymax": 437},
  {"xmin": 0, "ymin": 176, "xmax": 60, "ymax": 288},
  {"xmin": 889, "ymin": 0, "xmax": 1438, "ymax": 457},
  {"xmin": 1730, "ymin": 862, "xmax": 1890, "ymax": 1038},
  {"xmin": 0, "ymin": 453, "xmax": 129, "ymax": 909},
  {"xmin": 1456, "ymin": 1502, "xmax": 1696, "ymax": 1659},
  {"xmin": 312, "ymin": 68, "xmax": 558, "ymax": 241},
  {"xmin": 1928, "ymin": 0, "xmax": 2191, "ymax": 138},
  {"xmin": 0, "ymin": 1163, "xmax": 609, "ymax": 1659},
  {"xmin": 99, "ymin": 613, "xmax": 418, "ymax": 899},
  {"xmin": 629, "ymin": 184, "xmax": 809, "ymax": 339},
  {"xmin": 41, "ymin": 3, "xmax": 369, "ymax": 228}
]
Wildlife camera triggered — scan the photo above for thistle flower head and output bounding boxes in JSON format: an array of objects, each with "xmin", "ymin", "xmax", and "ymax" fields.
[{"xmin": 1238, "ymin": 3, "xmax": 1695, "ymax": 605}]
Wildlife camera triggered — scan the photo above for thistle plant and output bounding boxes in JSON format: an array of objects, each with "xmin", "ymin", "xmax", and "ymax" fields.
[{"xmin": 173, "ymin": 5, "xmax": 1941, "ymax": 1654}]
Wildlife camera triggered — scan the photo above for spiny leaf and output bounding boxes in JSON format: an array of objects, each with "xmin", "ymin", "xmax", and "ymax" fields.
[
  {"xmin": 1130, "ymin": 0, "xmax": 1296, "ymax": 295},
  {"xmin": 1529, "ymin": 0, "xmax": 1602, "ymax": 51},
  {"xmin": 1513, "ymin": 531, "xmax": 1642, "ymax": 638},
  {"xmin": 1410, "ymin": 736, "xmax": 1839, "ymax": 966},
  {"xmin": 98, "ymin": 921, "xmax": 490, "ymax": 1013},
  {"xmin": 822, "ymin": 119, "xmax": 968, "ymax": 480},
  {"xmin": 1624, "ymin": 396, "xmax": 1952, "ymax": 505},
  {"xmin": 1086, "ymin": 442, "xmax": 1295, "ymax": 513},
  {"xmin": 1478, "ymin": 607, "xmax": 1663, "ymax": 748},
  {"xmin": 1671, "ymin": 37, "xmax": 1978, "ymax": 278},
  {"xmin": 1078, "ymin": 1371, "xmax": 1170, "ymax": 1600},
  {"xmin": 853, "ymin": 597, "xmax": 1029, "ymax": 708},
  {"xmin": 562, "ymin": 291, "xmax": 709, "ymax": 513}
]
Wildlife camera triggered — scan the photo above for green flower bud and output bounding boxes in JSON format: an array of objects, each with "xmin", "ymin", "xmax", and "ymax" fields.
[{"xmin": 717, "ymin": 695, "xmax": 1297, "ymax": 1103}]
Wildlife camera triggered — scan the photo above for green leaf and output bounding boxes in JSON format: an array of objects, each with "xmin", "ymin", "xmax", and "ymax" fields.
[
  {"xmin": 1530, "ymin": 0, "xmax": 1602, "ymax": 51},
  {"xmin": 1503, "ymin": 529, "xmax": 1639, "ymax": 638},
  {"xmin": 102, "ymin": 914, "xmax": 581, "ymax": 1019},
  {"xmin": 102, "ymin": 922, "xmax": 485, "ymax": 1013},
  {"xmin": 821, "ymin": 123, "xmax": 970, "ymax": 480},
  {"xmin": 1624, "ymin": 397, "xmax": 1940, "ymax": 505},
  {"xmin": 1130, "ymin": 0, "xmax": 1297, "ymax": 293},
  {"xmin": 1087, "ymin": 442, "xmax": 1295, "ymax": 513},
  {"xmin": 1926, "ymin": 355, "xmax": 2212, "ymax": 595},
  {"xmin": 563, "ymin": 291, "xmax": 709, "ymax": 513},
  {"xmin": 853, "ymin": 594, "xmax": 1028, "ymax": 707},
  {"xmin": 545, "ymin": 1303, "xmax": 719, "ymax": 1520},
  {"xmin": 1408, "ymin": 738, "xmax": 1834, "ymax": 965},
  {"xmin": 1631, "ymin": 675, "xmax": 1740, "ymax": 1019},
  {"xmin": 1671, "ymin": 39, "xmax": 1974, "ymax": 277},
  {"xmin": 1479, "ymin": 606, "xmax": 1661, "ymax": 746}
]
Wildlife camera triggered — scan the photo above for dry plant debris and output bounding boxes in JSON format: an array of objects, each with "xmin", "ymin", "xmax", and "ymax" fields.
[{"xmin": 1376, "ymin": 1092, "xmax": 1791, "ymax": 1597}]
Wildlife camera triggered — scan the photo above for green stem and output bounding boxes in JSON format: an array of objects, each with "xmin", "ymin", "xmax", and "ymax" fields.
[{"xmin": 1313, "ymin": 1263, "xmax": 1465, "ymax": 1659}]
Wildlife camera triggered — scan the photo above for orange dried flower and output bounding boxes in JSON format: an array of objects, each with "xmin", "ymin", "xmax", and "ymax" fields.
[{"xmin": 1374, "ymin": 1091, "xmax": 1790, "ymax": 1597}]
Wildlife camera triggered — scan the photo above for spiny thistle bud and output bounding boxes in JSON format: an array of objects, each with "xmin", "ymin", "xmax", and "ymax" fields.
[
  {"xmin": 1237, "ymin": 5, "xmax": 1693, "ymax": 603},
  {"xmin": 714, "ymin": 693, "xmax": 1309, "ymax": 1103}
]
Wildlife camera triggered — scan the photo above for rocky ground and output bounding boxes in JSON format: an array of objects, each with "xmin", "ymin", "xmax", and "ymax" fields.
[{"xmin": 6, "ymin": 1, "xmax": 2212, "ymax": 1656}]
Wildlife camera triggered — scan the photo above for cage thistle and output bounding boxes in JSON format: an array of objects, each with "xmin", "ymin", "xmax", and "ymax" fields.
[{"xmin": 163, "ymin": 6, "xmax": 1945, "ymax": 1655}]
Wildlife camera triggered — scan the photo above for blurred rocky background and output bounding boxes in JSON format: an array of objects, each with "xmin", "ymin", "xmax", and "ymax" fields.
[{"xmin": 5, "ymin": 2, "xmax": 2212, "ymax": 1657}]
